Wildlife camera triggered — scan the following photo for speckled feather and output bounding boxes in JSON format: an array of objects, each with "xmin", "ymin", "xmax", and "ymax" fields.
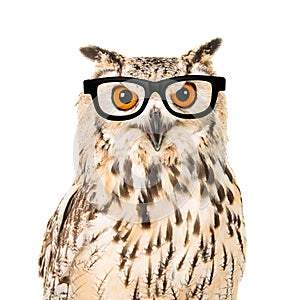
[{"xmin": 39, "ymin": 38, "xmax": 246, "ymax": 300}]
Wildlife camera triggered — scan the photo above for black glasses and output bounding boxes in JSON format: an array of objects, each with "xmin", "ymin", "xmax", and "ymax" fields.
[{"xmin": 83, "ymin": 75, "xmax": 225, "ymax": 121}]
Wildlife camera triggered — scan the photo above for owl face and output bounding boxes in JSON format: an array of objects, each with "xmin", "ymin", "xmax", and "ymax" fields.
[{"xmin": 80, "ymin": 39, "xmax": 227, "ymax": 160}]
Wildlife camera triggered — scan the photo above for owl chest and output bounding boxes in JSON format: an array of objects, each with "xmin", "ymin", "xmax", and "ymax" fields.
[{"xmin": 69, "ymin": 191, "xmax": 245, "ymax": 300}]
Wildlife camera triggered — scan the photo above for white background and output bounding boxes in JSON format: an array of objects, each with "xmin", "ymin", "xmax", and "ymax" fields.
[{"xmin": 0, "ymin": 1, "xmax": 299, "ymax": 299}]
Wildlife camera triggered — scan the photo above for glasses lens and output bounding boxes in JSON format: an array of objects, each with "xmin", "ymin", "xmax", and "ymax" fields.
[
  {"xmin": 95, "ymin": 80, "xmax": 145, "ymax": 117},
  {"xmin": 165, "ymin": 80, "xmax": 212, "ymax": 115}
]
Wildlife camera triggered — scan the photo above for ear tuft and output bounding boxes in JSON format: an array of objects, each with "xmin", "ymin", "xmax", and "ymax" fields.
[
  {"xmin": 80, "ymin": 45, "xmax": 102, "ymax": 61},
  {"xmin": 182, "ymin": 38, "xmax": 222, "ymax": 68},
  {"xmin": 79, "ymin": 45, "xmax": 126, "ymax": 69},
  {"xmin": 192, "ymin": 38, "xmax": 222, "ymax": 64}
]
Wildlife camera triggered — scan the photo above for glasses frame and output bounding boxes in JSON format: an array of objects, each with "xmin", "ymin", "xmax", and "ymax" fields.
[{"xmin": 83, "ymin": 75, "xmax": 226, "ymax": 121}]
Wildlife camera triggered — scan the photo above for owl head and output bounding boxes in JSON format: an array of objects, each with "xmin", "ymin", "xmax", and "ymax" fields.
[{"xmin": 76, "ymin": 38, "xmax": 228, "ymax": 222}]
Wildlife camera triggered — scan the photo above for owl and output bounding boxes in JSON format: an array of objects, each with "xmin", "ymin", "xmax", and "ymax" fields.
[{"xmin": 39, "ymin": 38, "xmax": 246, "ymax": 300}]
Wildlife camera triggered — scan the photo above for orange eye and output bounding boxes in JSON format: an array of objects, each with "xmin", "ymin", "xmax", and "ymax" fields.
[
  {"xmin": 171, "ymin": 83, "xmax": 196, "ymax": 108},
  {"xmin": 112, "ymin": 86, "xmax": 138, "ymax": 110}
]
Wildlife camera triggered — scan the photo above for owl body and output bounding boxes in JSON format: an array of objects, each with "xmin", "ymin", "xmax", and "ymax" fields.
[{"xmin": 39, "ymin": 39, "xmax": 246, "ymax": 300}]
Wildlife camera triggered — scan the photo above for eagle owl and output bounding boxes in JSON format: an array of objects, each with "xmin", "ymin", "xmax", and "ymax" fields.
[{"xmin": 39, "ymin": 38, "xmax": 246, "ymax": 300}]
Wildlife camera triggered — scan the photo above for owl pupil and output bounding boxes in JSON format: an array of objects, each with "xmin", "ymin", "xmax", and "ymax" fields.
[
  {"xmin": 119, "ymin": 90, "xmax": 133, "ymax": 104},
  {"xmin": 176, "ymin": 88, "xmax": 189, "ymax": 101}
]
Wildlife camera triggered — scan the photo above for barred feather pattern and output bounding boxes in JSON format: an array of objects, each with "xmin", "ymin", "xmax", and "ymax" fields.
[{"xmin": 39, "ymin": 39, "xmax": 246, "ymax": 300}]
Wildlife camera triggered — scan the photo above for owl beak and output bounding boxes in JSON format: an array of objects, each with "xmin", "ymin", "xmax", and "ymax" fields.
[{"xmin": 147, "ymin": 111, "xmax": 167, "ymax": 151}]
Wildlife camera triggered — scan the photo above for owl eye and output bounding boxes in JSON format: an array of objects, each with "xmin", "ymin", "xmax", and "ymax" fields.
[
  {"xmin": 112, "ymin": 86, "xmax": 139, "ymax": 110},
  {"xmin": 171, "ymin": 82, "xmax": 196, "ymax": 108}
]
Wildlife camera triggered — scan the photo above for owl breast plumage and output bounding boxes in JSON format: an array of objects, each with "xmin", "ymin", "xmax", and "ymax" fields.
[{"xmin": 39, "ymin": 38, "xmax": 246, "ymax": 300}]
